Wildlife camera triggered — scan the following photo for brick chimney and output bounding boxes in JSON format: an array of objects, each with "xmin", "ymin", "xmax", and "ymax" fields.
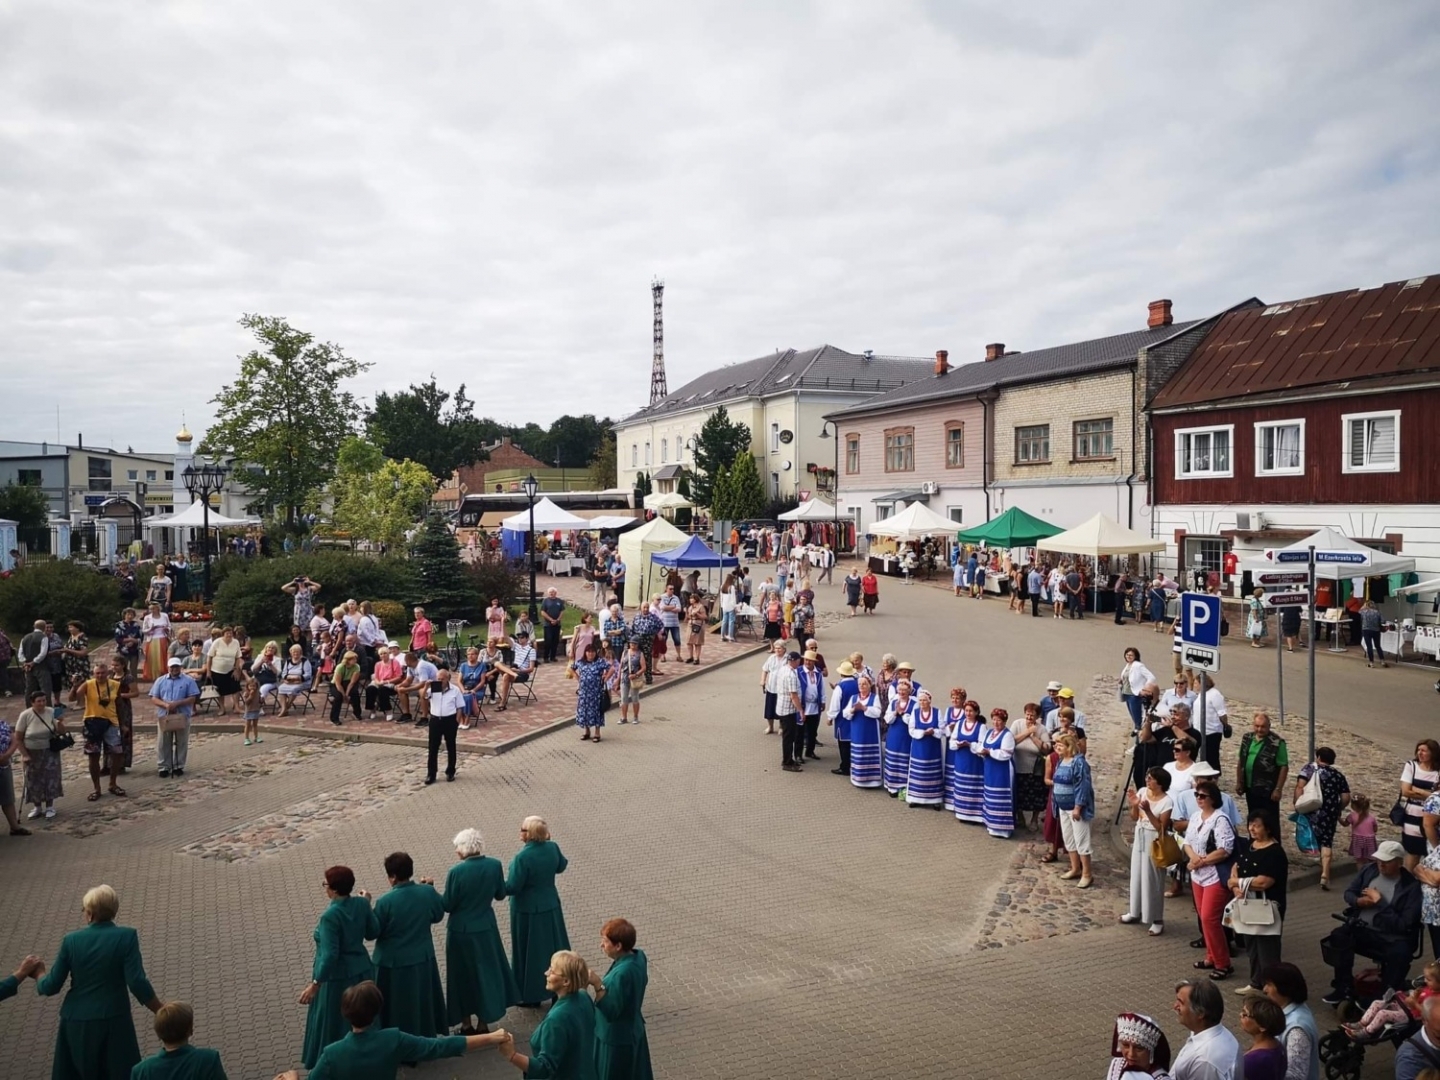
[
  {"xmin": 984, "ymin": 343, "xmax": 1005, "ymax": 361},
  {"xmin": 1147, "ymin": 299, "xmax": 1173, "ymax": 328},
  {"xmin": 934, "ymin": 349, "xmax": 950, "ymax": 375}
]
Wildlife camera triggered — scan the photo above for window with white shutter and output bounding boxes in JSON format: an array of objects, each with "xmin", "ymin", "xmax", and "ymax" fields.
[{"xmin": 1341, "ymin": 411, "xmax": 1400, "ymax": 473}]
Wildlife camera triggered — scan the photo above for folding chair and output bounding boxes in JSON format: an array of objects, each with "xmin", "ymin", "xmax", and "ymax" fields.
[
  {"xmin": 194, "ymin": 684, "xmax": 222, "ymax": 715},
  {"xmin": 512, "ymin": 669, "xmax": 539, "ymax": 707}
]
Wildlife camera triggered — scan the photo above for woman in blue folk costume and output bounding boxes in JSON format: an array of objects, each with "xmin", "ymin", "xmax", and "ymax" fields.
[
  {"xmin": 941, "ymin": 687, "xmax": 968, "ymax": 811},
  {"xmin": 904, "ymin": 690, "xmax": 945, "ymax": 809},
  {"xmin": 826, "ymin": 660, "xmax": 860, "ymax": 777},
  {"xmin": 882, "ymin": 677, "xmax": 917, "ymax": 798},
  {"xmin": 845, "ymin": 674, "xmax": 883, "ymax": 790},
  {"xmin": 950, "ymin": 699, "xmax": 987, "ymax": 824},
  {"xmin": 978, "ymin": 707, "xmax": 1017, "ymax": 838}
]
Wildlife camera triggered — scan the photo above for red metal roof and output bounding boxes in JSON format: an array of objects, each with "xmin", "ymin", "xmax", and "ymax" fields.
[{"xmin": 1150, "ymin": 274, "xmax": 1440, "ymax": 409}]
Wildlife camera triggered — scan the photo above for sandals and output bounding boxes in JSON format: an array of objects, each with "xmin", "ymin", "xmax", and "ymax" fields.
[
  {"xmin": 1040, "ymin": 851, "xmax": 1058, "ymax": 864},
  {"xmin": 109, "ymin": 786, "xmax": 127, "ymax": 798},
  {"xmin": 87, "ymin": 792, "xmax": 102, "ymax": 802},
  {"xmin": 1209, "ymin": 967, "xmax": 1234, "ymax": 981}
]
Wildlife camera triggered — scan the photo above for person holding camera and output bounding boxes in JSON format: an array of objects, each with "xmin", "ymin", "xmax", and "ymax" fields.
[
  {"xmin": 425, "ymin": 669, "xmax": 466, "ymax": 785},
  {"xmin": 281, "ymin": 575, "xmax": 321, "ymax": 643},
  {"xmin": 70, "ymin": 665, "xmax": 127, "ymax": 801}
]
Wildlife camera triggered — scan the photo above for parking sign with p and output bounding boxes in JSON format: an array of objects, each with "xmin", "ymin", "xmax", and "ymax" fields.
[{"xmin": 1181, "ymin": 593, "xmax": 1222, "ymax": 649}]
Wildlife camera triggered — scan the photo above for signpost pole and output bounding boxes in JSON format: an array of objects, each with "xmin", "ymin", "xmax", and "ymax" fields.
[
  {"xmin": 1307, "ymin": 545, "xmax": 1317, "ymax": 760},
  {"xmin": 1277, "ymin": 619, "xmax": 1285, "ymax": 732}
]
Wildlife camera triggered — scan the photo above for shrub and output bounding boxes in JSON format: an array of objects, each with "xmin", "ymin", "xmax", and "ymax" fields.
[
  {"xmin": 369, "ymin": 599, "xmax": 408, "ymax": 634},
  {"xmin": 0, "ymin": 561, "xmax": 124, "ymax": 637},
  {"xmin": 212, "ymin": 553, "xmax": 416, "ymax": 635},
  {"xmin": 465, "ymin": 560, "xmax": 526, "ymax": 615}
]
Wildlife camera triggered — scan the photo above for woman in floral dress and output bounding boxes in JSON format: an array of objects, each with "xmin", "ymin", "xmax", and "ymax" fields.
[
  {"xmin": 569, "ymin": 641, "xmax": 608, "ymax": 743},
  {"xmin": 1417, "ymin": 792, "xmax": 1440, "ymax": 957},
  {"xmin": 109, "ymin": 655, "xmax": 138, "ymax": 772},
  {"xmin": 1292, "ymin": 747, "xmax": 1350, "ymax": 889},
  {"xmin": 61, "ymin": 621, "xmax": 91, "ymax": 686}
]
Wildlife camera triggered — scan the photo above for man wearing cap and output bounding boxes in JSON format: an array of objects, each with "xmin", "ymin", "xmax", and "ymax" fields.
[
  {"xmin": 149, "ymin": 657, "xmax": 201, "ymax": 779},
  {"xmin": 1043, "ymin": 688, "xmax": 1086, "ymax": 735},
  {"xmin": 798, "ymin": 651, "xmax": 827, "ymax": 761},
  {"xmin": 894, "ymin": 661, "xmax": 922, "ymax": 697},
  {"xmin": 827, "ymin": 660, "xmax": 859, "ymax": 776},
  {"xmin": 775, "ymin": 651, "xmax": 804, "ymax": 772},
  {"xmin": 1040, "ymin": 680, "xmax": 1063, "ymax": 717},
  {"xmin": 497, "ymin": 630, "xmax": 536, "ymax": 711},
  {"xmin": 1322, "ymin": 840, "xmax": 1422, "ymax": 1004}
]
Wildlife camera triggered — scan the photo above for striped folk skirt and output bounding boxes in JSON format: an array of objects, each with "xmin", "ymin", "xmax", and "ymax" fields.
[
  {"xmin": 951, "ymin": 749, "xmax": 985, "ymax": 824},
  {"xmin": 905, "ymin": 739, "xmax": 944, "ymax": 805},
  {"xmin": 882, "ymin": 723, "xmax": 911, "ymax": 794},
  {"xmin": 982, "ymin": 757, "xmax": 1015, "ymax": 837},
  {"xmin": 849, "ymin": 717, "xmax": 882, "ymax": 789}
]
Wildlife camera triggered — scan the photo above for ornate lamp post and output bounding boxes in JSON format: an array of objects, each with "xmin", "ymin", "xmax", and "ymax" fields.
[
  {"xmin": 181, "ymin": 459, "xmax": 229, "ymax": 602},
  {"xmin": 819, "ymin": 422, "xmax": 841, "ymax": 549},
  {"xmin": 521, "ymin": 472, "xmax": 539, "ymax": 620}
]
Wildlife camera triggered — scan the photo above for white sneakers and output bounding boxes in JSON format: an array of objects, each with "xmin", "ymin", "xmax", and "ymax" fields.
[{"xmin": 27, "ymin": 807, "xmax": 41, "ymax": 820}]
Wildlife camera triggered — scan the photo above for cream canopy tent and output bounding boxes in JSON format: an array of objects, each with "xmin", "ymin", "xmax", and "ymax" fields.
[
  {"xmin": 868, "ymin": 500, "xmax": 958, "ymax": 541},
  {"xmin": 643, "ymin": 491, "xmax": 693, "ymax": 511},
  {"xmin": 617, "ymin": 516, "xmax": 688, "ymax": 608},
  {"xmin": 1036, "ymin": 513, "xmax": 1165, "ymax": 557},
  {"xmin": 144, "ymin": 501, "xmax": 260, "ymax": 529},
  {"xmin": 500, "ymin": 497, "xmax": 588, "ymax": 532},
  {"xmin": 1240, "ymin": 526, "xmax": 1414, "ymax": 580},
  {"xmin": 778, "ymin": 498, "xmax": 837, "ymax": 522}
]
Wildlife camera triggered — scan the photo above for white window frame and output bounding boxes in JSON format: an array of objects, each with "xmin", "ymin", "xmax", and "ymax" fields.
[
  {"xmin": 1341, "ymin": 410, "xmax": 1400, "ymax": 474},
  {"xmin": 631, "ymin": 444, "xmax": 638, "ymax": 467},
  {"xmin": 770, "ymin": 423, "xmax": 781, "ymax": 454},
  {"xmin": 644, "ymin": 442, "xmax": 651, "ymax": 466},
  {"xmin": 1254, "ymin": 419, "xmax": 1305, "ymax": 477},
  {"xmin": 1174, "ymin": 424, "xmax": 1234, "ymax": 479},
  {"xmin": 661, "ymin": 438, "xmax": 668, "ymax": 463}
]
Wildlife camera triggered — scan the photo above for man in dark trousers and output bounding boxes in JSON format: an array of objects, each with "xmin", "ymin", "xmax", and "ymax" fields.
[
  {"xmin": 1234, "ymin": 711, "xmax": 1289, "ymax": 821},
  {"xmin": 424, "ymin": 668, "xmax": 465, "ymax": 785},
  {"xmin": 1322, "ymin": 841, "xmax": 1422, "ymax": 1005},
  {"xmin": 1064, "ymin": 565, "xmax": 1084, "ymax": 619}
]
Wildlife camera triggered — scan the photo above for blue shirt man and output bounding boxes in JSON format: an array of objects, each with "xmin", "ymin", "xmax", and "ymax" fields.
[{"xmin": 150, "ymin": 660, "xmax": 201, "ymax": 777}]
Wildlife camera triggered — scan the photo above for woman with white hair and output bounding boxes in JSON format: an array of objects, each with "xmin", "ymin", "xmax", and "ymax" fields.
[
  {"xmin": 505, "ymin": 816, "xmax": 572, "ymax": 1008},
  {"xmin": 433, "ymin": 828, "xmax": 519, "ymax": 1034},
  {"xmin": 37, "ymin": 884, "xmax": 163, "ymax": 1080}
]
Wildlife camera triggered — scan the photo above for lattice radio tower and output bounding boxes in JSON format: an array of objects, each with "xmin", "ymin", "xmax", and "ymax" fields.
[{"xmin": 650, "ymin": 278, "xmax": 668, "ymax": 404}]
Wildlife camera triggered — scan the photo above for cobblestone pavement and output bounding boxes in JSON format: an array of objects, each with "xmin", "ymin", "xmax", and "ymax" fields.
[{"xmin": 0, "ymin": 572, "xmax": 1421, "ymax": 1079}]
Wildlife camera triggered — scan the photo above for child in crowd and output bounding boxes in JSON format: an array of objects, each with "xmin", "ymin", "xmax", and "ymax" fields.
[
  {"xmin": 1344, "ymin": 961, "xmax": 1440, "ymax": 1038},
  {"xmin": 239, "ymin": 668, "xmax": 262, "ymax": 746},
  {"xmin": 1342, "ymin": 793, "xmax": 1377, "ymax": 865}
]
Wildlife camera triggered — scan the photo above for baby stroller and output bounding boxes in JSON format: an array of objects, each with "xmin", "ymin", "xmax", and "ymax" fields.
[{"xmin": 1318, "ymin": 986, "xmax": 1421, "ymax": 1080}]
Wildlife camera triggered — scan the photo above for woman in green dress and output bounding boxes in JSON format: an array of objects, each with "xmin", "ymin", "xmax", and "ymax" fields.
[
  {"xmin": 506, "ymin": 816, "xmax": 572, "ymax": 1007},
  {"xmin": 498, "ymin": 951, "xmax": 597, "ymax": 1080},
  {"xmin": 367, "ymin": 851, "xmax": 446, "ymax": 1037},
  {"xmin": 276, "ymin": 980, "xmax": 509, "ymax": 1080},
  {"xmin": 298, "ymin": 865, "xmax": 378, "ymax": 1069},
  {"xmin": 590, "ymin": 919, "xmax": 653, "ymax": 1080},
  {"xmin": 37, "ymin": 883, "xmax": 163, "ymax": 1080},
  {"xmin": 429, "ymin": 827, "xmax": 520, "ymax": 1033}
]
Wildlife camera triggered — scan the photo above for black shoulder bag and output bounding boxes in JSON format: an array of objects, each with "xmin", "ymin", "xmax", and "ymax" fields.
[{"xmin": 39, "ymin": 712, "xmax": 75, "ymax": 753}]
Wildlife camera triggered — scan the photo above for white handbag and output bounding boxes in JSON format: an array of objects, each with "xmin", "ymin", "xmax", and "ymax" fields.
[
  {"xmin": 1294, "ymin": 768, "xmax": 1324, "ymax": 815},
  {"xmin": 1223, "ymin": 886, "xmax": 1282, "ymax": 937}
]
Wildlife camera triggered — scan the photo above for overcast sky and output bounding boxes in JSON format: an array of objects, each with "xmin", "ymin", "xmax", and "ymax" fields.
[{"xmin": 3, "ymin": 1, "xmax": 1437, "ymax": 452}]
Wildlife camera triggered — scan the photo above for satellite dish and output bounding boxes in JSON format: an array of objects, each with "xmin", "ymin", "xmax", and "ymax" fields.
[{"xmin": 778, "ymin": 429, "xmax": 794, "ymax": 444}]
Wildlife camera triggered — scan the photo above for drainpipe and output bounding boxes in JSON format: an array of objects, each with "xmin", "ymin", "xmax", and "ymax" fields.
[
  {"xmin": 1126, "ymin": 360, "xmax": 1139, "ymax": 530},
  {"xmin": 979, "ymin": 391, "xmax": 997, "ymax": 520}
]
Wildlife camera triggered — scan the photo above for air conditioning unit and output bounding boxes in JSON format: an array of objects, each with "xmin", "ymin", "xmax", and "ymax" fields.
[
  {"xmin": 920, "ymin": 481, "xmax": 939, "ymax": 495},
  {"xmin": 1235, "ymin": 510, "xmax": 1266, "ymax": 532}
]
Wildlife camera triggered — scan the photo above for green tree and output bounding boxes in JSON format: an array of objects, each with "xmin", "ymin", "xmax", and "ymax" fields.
[
  {"xmin": 409, "ymin": 512, "xmax": 479, "ymax": 620},
  {"xmin": 545, "ymin": 414, "xmax": 614, "ymax": 468},
  {"xmin": 587, "ymin": 433, "xmax": 617, "ymax": 489},
  {"xmin": 691, "ymin": 406, "xmax": 752, "ymax": 507},
  {"xmin": 330, "ymin": 438, "xmax": 436, "ymax": 549},
  {"xmin": 202, "ymin": 314, "xmax": 370, "ymax": 523},
  {"xmin": 709, "ymin": 462, "xmax": 734, "ymax": 521},
  {"xmin": 366, "ymin": 378, "xmax": 490, "ymax": 481},
  {"xmin": 726, "ymin": 453, "xmax": 767, "ymax": 520},
  {"xmin": 0, "ymin": 481, "xmax": 50, "ymax": 529},
  {"xmin": 674, "ymin": 472, "xmax": 694, "ymax": 530}
]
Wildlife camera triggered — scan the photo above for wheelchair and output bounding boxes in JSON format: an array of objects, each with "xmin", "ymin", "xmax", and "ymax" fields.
[{"xmin": 1318, "ymin": 987, "xmax": 1421, "ymax": 1080}]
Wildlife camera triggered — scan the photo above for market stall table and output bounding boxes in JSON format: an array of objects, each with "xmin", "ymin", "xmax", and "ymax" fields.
[{"xmin": 546, "ymin": 556, "xmax": 587, "ymax": 576}]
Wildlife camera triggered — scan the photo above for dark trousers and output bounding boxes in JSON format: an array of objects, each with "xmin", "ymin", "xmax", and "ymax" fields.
[
  {"xmin": 837, "ymin": 739, "xmax": 852, "ymax": 774},
  {"xmin": 427, "ymin": 713, "xmax": 459, "ymax": 780},
  {"xmin": 1031, "ymin": 593, "xmax": 1041, "ymax": 617},
  {"xmin": 1362, "ymin": 629, "xmax": 1382, "ymax": 662},
  {"xmin": 1328, "ymin": 922, "xmax": 1414, "ymax": 993},
  {"xmin": 780, "ymin": 714, "xmax": 803, "ymax": 766},
  {"xmin": 1067, "ymin": 592, "xmax": 1084, "ymax": 619},
  {"xmin": 365, "ymin": 685, "xmax": 395, "ymax": 712},
  {"xmin": 1244, "ymin": 932, "xmax": 1282, "ymax": 991},
  {"xmin": 1115, "ymin": 597, "xmax": 1127, "ymax": 625},
  {"xmin": 329, "ymin": 685, "xmax": 361, "ymax": 723},
  {"xmin": 358, "ymin": 644, "xmax": 377, "ymax": 680},
  {"xmin": 543, "ymin": 623, "xmax": 562, "ymax": 663},
  {"xmin": 803, "ymin": 713, "xmax": 821, "ymax": 756},
  {"xmin": 1203, "ymin": 731, "xmax": 1223, "ymax": 772},
  {"xmin": 1244, "ymin": 788, "xmax": 1280, "ymax": 823}
]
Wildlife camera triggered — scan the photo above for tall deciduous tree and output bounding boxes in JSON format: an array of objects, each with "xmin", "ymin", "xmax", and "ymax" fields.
[
  {"xmin": 691, "ymin": 406, "xmax": 752, "ymax": 507},
  {"xmin": 587, "ymin": 433, "xmax": 617, "ymax": 490},
  {"xmin": 0, "ymin": 481, "xmax": 51, "ymax": 530},
  {"xmin": 366, "ymin": 378, "xmax": 489, "ymax": 481},
  {"xmin": 330, "ymin": 438, "xmax": 435, "ymax": 550},
  {"xmin": 203, "ymin": 314, "xmax": 370, "ymax": 523}
]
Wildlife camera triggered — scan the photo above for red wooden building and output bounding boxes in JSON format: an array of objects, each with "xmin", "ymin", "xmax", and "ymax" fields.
[{"xmin": 1148, "ymin": 274, "xmax": 1440, "ymax": 592}]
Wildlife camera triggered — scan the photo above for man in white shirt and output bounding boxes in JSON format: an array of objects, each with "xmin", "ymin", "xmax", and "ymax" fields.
[
  {"xmin": 497, "ymin": 631, "xmax": 536, "ymax": 710},
  {"xmin": 775, "ymin": 652, "xmax": 804, "ymax": 772},
  {"xmin": 1395, "ymin": 994, "xmax": 1440, "ymax": 1080},
  {"xmin": 1195, "ymin": 674, "xmax": 1229, "ymax": 772},
  {"xmin": 1170, "ymin": 978, "xmax": 1242, "ymax": 1080},
  {"xmin": 395, "ymin": 649, "xmax": 439, "ymax": 725},
  {"xmin": 1156, "ymin": 674, "xmax": 1196, "ymax": 720},
  {"xmin": 424, "ymin": 668, "xmax": 466, "ymax": 785}
]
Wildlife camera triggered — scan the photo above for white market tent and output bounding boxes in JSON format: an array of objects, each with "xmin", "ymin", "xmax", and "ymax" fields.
[
  {"xmin": 1037, "ymin": 513, "xmax": 1165, "ymax": 556},
  {"xmin": 778, "ymin": 498, "xmax": 838, "ymax": 522},
  {"xmin": 500, "ymin": 496, "xmax": 588, "ymax": 532},
  {"xmin": 1398, "ymin": 578, "xmax": 1440, "ymax": 597},
  {"xmin": 617, "ymin": 516, "xmax": 688, "ymax": 608},
  {"xmin": 145, "ymin": 501, "xmax": 260, "ymax": 529},
  {"xmin": 585, "ymin": 515, "xmax": 640, "ymax": 531},
  {"xmin": 869, "ymin": 500, "xmax": 960, "ymax": 541},
  {"xmin": 643, "ymin": 491, "xmax": 693, "ymax": 511},
  {"xmin": 1240, "ymin": 526, "xmax": 1415, "ymax": 579}
]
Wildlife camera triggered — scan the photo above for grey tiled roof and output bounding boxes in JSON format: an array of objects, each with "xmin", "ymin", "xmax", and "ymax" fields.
[
  {"xmin": 829, "ymin": 320, "xmax": 1202, "ymax": 419},
  {"xmin": 619, "ymin": 345, "xmax": 934, "ymax": 423}
]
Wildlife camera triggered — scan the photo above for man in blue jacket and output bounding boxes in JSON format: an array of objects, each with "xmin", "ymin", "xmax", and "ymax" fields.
[{"xmin": 1322, "ymin": 841, "xmax": 1422, "ymax": 1005}]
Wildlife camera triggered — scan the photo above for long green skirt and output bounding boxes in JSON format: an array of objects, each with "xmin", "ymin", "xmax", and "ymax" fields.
[
  {"xmin": 446, "ymin": 926, "xmax": 520, "ymax": 1027},
  {"xmin": 302, "ymin": 971, "xmax": 371, "ymax": 1068},
  {"xmin": 511, "ymin": 906, "xmax": 571, "ymax": 1003},
  {"xmin": 377, "ymin": 958, "xmax": 448, "ymax": 1037},
  {"xmin": 52, "ymin": 1016, "xmax": 141, "ymax": 1080},
  {"xmin": 596, "ymin": 1032, "xmax": 655, "ymax": 1080}
]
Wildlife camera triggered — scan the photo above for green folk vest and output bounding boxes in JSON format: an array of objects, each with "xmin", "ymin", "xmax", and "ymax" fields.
[{"xmin": 1241, "ymin": 732, "xmax": 1283, "ymax": 791}]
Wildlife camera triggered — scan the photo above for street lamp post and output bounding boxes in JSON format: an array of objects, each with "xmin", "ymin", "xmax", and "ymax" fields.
[
  {"xmin": 181, "ymin": 459, "xmax": 230, "ymax": 602},
  {"xmin": 521, "ymin": 473, "xmax": 539, "ymax": 621},
  {"xmin": 820, "ymin": 422, "xmax": 840, "ymax": 553}
]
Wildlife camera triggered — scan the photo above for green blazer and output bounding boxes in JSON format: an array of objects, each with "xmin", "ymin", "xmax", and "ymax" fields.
[
  {"xmin": 506, "ymin": 841, "xmax": 569, "ymax": 914},
  {"xmin": 308, "ymin": 1025, "xmax": 465, "ymax": 1080},
  {"xmin": 313, "ymin": 896, "xmax": 378, "ymax": 983},
  {"xmin": 595, "ymin": 950, "xmax": 648, "ymax": 1047},
  {"xmin": 526, "ymin": 991, "xmax": 597, "ymax": 1080},
  {"xmin": 37, "ymin": 921, "xmax": 155, "ymax": 1020},
  {"xmin": 441, "ymin": 856, "xmax": 506, "ymax": 932},
  {"xmin": 130, "ymin": 1044, "xmax": 227, "ymax": 1079},
  {"xmin": 0, "ymin": 975, "xmax": 16, "ymax": 1002},
  {"xmin": 372, "ymin": 880, "xmax": 444, "ymax": 968}
]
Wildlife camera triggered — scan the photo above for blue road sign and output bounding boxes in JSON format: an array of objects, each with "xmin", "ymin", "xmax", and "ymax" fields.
[
  {"xmin": 1180, "ymin": 593, "xmax": 1222, "ymax": 649},
  {"xmin": 1273, "ymin": 551, "xmax": 1311, "ymax": 563}
]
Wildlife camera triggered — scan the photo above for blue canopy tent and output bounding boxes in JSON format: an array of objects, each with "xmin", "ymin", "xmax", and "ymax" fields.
[{"xmin": 651, "ymin": 536, "xmax": 738, "ymax": 602}]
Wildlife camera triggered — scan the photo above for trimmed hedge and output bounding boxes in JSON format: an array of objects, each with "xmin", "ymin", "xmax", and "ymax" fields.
[
  {"xmin": 0, "ymin": 561, "xmax": 124, "ymax": 638},
  {"xmin": 211, "ymin": 554, "xmax": 416, "ymax": 635}
]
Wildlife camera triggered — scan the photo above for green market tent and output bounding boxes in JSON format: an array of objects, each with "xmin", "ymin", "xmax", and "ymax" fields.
[{"xmin": 955, "ymin": 506, "xmax": 1063, "ymax": 548}]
